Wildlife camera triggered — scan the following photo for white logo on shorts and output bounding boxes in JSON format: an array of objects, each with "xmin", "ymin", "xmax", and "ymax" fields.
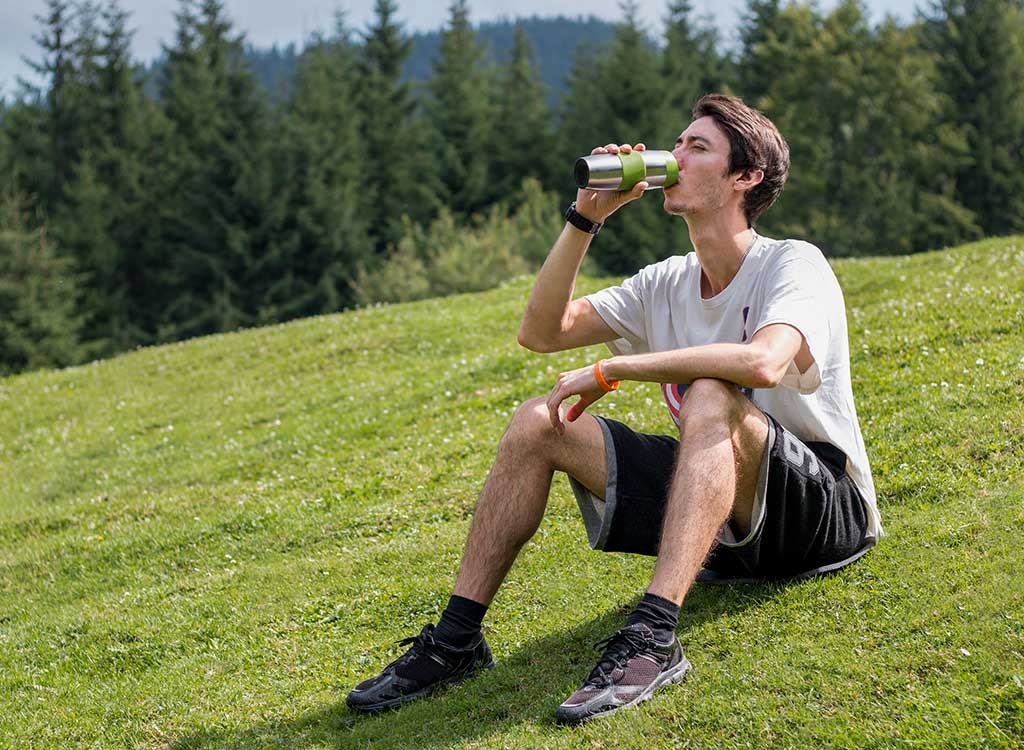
[{"xmin": 783, "ymin": 432, "xmax": 820, "ymax": 476}]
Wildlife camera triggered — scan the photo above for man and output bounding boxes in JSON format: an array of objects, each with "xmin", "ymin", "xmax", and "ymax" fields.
[{"xmin": 346, "ymin": 94, "xmax": 882, "ymax": 724}]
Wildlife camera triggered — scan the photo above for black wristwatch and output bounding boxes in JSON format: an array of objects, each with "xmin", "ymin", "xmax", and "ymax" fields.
[{"xmin": 564, "ymin": 201, "xmax": 603, "ymax": 235}]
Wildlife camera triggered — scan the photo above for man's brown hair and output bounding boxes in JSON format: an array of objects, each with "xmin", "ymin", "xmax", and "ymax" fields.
[{"xmin": 692, "ymin": 94, "xmax": 790, "ymax": 226}]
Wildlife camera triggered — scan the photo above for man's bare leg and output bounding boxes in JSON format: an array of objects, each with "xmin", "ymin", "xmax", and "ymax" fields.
[
  {"xmin": 347, "ymin": 395, "xmax": 609, "ymax": 713},
  {"xmin": 452, "ymin": 396, "xmax": 608, "ymax": 606},
  {"xmin": 556, "ymin": 377, "xmax": 769, "ymax": 724},
  {"xmin": 648, "ymin": 377, "xmax": 769, "ymax": 604}
]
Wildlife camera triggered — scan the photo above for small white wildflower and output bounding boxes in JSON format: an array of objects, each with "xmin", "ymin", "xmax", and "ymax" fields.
[{"xmin": 976, "ymin": 358, "xmax": 984, "ymax": 366}]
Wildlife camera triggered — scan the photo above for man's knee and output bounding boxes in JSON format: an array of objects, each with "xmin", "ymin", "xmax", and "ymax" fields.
[
  {"xmin": 678, "ymin": 378, "xmax": 744, "ymax": 427},
  {"xmin": 502, "ymin": 396, "xmax": 557, "ymax": 450}
]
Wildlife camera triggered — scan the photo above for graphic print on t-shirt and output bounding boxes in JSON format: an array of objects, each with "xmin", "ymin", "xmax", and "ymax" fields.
[{"xmin": 661, "ymin": 382, "xmax": 688, "ymax": 426}]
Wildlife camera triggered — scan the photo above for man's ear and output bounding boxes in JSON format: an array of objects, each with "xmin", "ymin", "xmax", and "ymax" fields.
[{"xmin": 733, "ymin": 168, "xmax": 764, "ymax": 193}]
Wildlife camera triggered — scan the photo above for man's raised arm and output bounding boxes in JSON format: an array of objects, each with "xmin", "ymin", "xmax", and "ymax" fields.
[{"xmin": 517, "ymin": 143, "xmax": 649, "ymax": 353}]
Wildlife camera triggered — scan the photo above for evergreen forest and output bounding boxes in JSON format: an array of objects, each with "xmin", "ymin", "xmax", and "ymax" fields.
[{"xmin": 2, "ymin": 0, "xmax": 1023, "ymax": 376}]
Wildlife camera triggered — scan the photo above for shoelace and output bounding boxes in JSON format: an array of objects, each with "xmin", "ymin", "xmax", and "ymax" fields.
[
  {"xmin": 396, "ymin": 628, "xmax": 432, "ymax": 650},
  {"xmin": 385, "ymin": 625, "xmax": 438, "ymax": 670},
  {"xmin": 584, "ymin": 627, "xmax": 654, "ymax": 687}
]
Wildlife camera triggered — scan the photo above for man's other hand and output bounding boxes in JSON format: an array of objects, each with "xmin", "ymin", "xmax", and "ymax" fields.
[{"xmin": 546, "ymin": 364, "xmax": 609, "ymax": 434}]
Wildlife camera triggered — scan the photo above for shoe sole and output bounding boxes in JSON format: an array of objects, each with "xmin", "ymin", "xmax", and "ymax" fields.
[
  {"xmin": 347, "ymin": 660, "xmax": 496, "ymax": 714},
  {"xmin": 557, "ymin": 654, "xmax": 691, "ymax": 726}
]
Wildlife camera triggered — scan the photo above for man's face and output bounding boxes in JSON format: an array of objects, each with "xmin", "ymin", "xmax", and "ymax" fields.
[{"xmin": 663, "ymin": 116, "xmax": 736, "ymax": 219}]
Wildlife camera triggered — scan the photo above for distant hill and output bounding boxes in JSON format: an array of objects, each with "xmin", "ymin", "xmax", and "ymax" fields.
[
  {"xmin": 404, "ymin": 15, "xmax": 618, "ymax": 101},
  {"xmin": 142, "ymin": 15, "xmax": 619, "ymax": 104}
]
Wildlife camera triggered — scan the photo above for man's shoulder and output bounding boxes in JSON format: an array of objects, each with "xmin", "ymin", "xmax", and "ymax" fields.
[
  {"xmin": 757, "ymin": 236, "xmax": 837, "ymax": 281},
  {"xmin": 759, "ymin": 235, "xmax": 827, "ymax": 264}
]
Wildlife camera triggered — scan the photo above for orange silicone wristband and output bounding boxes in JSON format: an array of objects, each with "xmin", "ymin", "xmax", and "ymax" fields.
[{"xmin": 594, "ymin": 360, "xmax": 620, "ymax": 392}]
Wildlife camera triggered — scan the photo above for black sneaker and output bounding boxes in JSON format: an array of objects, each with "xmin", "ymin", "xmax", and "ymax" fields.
[
  {"xmin": 556, "ymin": 623, "xmax": 690, "ymax": 725},
  {"xmin": 346, "ymin": 624, "xmax": 494, "ymax": 713}
]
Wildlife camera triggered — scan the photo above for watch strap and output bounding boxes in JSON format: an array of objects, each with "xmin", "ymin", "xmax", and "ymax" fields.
[{"xmin": 565, "ymin": 201, "xmax": 602, "ymax": 235}]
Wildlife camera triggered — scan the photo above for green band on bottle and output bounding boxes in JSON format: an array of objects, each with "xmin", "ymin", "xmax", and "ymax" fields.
[
  {"xmin": 664, "ymin": 157, "xmax": 679, "ymax": 188},
  {"xmin": 618, "ymin": 151, "xmax": 646, "ymax": 191}
]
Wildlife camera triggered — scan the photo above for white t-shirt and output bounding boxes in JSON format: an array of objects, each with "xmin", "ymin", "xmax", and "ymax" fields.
[{"xmin": 585, "ymin": 232, "xmax": 882, "ymax": 540}]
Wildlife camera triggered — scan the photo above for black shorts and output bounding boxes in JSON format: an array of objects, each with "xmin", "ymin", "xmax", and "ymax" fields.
[{"xmin": 568, "ymin": 412, "xmax": 874, "ymax": 582}]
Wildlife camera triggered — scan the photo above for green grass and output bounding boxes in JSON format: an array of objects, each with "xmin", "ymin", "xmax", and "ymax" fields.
[{"xmin": 1, "ymin": 236, "xmax": 1023, "ymax": 749}]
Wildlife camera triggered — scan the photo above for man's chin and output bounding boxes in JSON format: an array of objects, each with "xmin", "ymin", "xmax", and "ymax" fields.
[{"xmin": 662, "ymin": 194, "xmax": 689, "ymax": 217}]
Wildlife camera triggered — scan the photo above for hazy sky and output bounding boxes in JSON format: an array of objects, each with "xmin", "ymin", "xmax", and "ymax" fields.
[{"xmin": 1, "ymin": 0, "xmax": 920, "ymax": 96}]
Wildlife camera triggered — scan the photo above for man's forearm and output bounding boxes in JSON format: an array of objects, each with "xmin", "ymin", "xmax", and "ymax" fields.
[
  {"xmin": 601, "ymin": 344, "xmax": 781, "ymax": 390},
  {"xmin": 518, "ymin": 223, "xmax": 594, "ymax": 346}
]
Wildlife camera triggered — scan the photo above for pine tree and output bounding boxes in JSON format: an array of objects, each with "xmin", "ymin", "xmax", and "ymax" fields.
[
  {"xmin": 557, "ymin": 41, "xmax": 607, "ymax": 172},
  {"xmin": 853, "ymin": 17, "xmax": 980, "ymax": 252},
  {"xmin": 20, "ymin": 0, "xmax": 78, "ymax": 211},
  {"xmin": 733, "ymin": 1, "xmax": 825, "ymax": 241},
  {"xmin": 56, "ymin": 152, "xmax": 121, "ymax": 346},
  {"xmin": 489, "ymin": 25, "xmax": 557, "ymax": 199},
  {"xmin": 924, "ymin": 0, "xmax": 1024, "ymax": 235},
  {"xmin": 736, "ymin": 0, "xmax": 782, "ymax": 105},
  {"xmin": 661, "ymin": 0, "xmax": 703, "ymax": 125},
  {"xmin": 661, "ymin": 0, "xmax": 724, "ymax": 135},
  {"xmin": 65, "ymin": 2, "xmax": 107, "ymax": 155},
  {"xmin": 424, "ymin": 0, "xmax": 496, "ymax": 217},
  {"xmin": 97, "ymin": 0, "xmax": 157, "ymax": 345},
  {"xmin": 278, "ymin": 14, "xmax": 372, "ymax": 316},
  {"xmin": 55, "ymin": 0, "xmax": 151, "ymax": 353},
  {"xmin": 356, "ymin": 0, "xmax": 434, "ymax": 251},
  {"xmin": 0, "ymin": 191, "xmax": 85, "ymax": 375},
  {"xmin": 152, "ymin": 0, "xmax": 282, "ymax": 338}
]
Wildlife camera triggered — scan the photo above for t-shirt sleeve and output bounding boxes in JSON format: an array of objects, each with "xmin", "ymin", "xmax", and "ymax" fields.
[
  {"xmin": 751, "ymin": 256, "xmax": 831, "ymax": 393},
  {"xmin": 584, "ymin": 271, "xmax": 650, "ymax": 356}
]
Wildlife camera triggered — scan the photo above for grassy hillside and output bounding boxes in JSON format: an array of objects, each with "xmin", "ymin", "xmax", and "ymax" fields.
[{"xmin": 1, "ymin": 237, "xmax": 1022, "ymax": 749}]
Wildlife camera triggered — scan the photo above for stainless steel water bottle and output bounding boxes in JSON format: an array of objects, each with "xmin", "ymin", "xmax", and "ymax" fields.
[{"xmin": 574, "ymin": 150, "xmax": 679, "ymax": 191}]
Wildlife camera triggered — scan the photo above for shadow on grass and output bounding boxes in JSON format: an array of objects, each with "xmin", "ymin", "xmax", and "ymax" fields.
[{"xmin": 168, "ymin": 581, "xmax": 787, "ymax": 750}]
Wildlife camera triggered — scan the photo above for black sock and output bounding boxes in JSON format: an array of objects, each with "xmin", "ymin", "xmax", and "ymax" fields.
[
  {"xmin": 434, "ymin": 595, "xmax": 488, "ymax": 648},
  {"xmin": 626, "ymin": 593, "xmax": 680, "ymax": 644}
]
